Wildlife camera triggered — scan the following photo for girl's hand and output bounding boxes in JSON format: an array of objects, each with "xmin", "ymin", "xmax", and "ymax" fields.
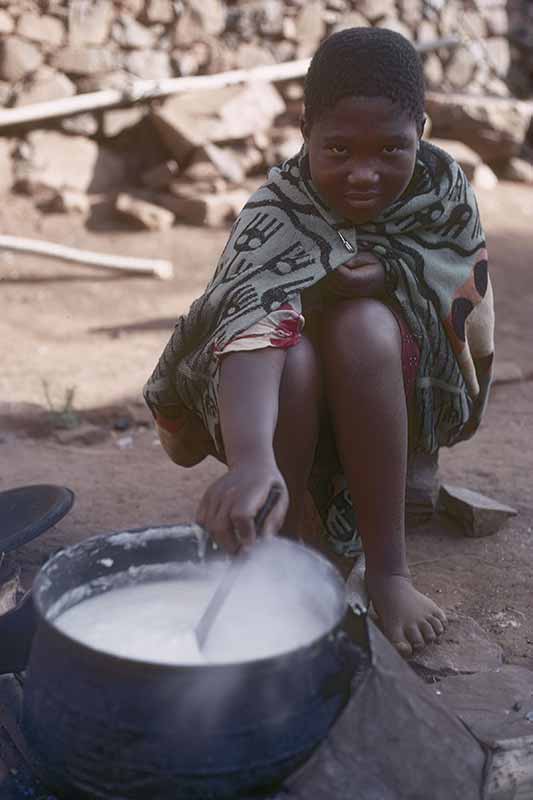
[
  {"xmin": 450, "ymin": 405, "xmax": 483, "ymax": 444},
  {"xmin": 451, "ymin": 355, "xmax": 493, "ymax": 444},
  {"xmin": 325, "ymin": 251, "xmax": 386, "ymax": 299},
  {"xmin": 196, "ymin": 459, "xmax": 289, "ymax": 553}
]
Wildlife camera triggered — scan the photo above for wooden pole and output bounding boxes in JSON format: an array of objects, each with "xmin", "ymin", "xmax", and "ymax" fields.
[
  {"xmin": 0, "ymin": 235, "xmax": 173, "ymax": 279},
  {"xmin": 0, "ymin": 38, "xmax": 463, "ymax": 131}
]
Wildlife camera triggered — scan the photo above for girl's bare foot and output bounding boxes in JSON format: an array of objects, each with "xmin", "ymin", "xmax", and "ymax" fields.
[{"xmin": 366, "ymin": 572, "xmax": 447, "ymax": 657}]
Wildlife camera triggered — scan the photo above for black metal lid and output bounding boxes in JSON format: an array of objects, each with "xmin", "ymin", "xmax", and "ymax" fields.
[{"xmin": 0, "ymin": 484, "xmax": 74, "ymax": 553}]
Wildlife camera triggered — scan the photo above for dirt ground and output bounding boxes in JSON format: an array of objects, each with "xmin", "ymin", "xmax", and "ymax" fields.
[{"xmin": 1, "ymin": 181, "xmax": 532, "ymax": 669}]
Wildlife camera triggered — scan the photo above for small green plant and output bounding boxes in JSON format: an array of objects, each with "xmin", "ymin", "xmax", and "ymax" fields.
[{"xmin": 42, "ymin": 379, "xmax": 81, "ymax": 430}]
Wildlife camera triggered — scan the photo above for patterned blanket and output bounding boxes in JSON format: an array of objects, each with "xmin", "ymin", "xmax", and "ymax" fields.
[{"xmin": 145, "ymin": 140, "xmax": 493, "ymax": 454}]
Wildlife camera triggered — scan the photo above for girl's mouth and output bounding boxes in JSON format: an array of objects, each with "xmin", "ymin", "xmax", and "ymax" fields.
[
  {"xmin": 344, "ymin": 192, "xmax": 380, "ymax": 207},
  {"xmin": 344, "ymin": 191, "xmax": 379, "ymax": 201}
]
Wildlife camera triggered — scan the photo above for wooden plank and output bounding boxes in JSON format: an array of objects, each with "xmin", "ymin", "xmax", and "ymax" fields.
[{"xmin": 0, "ymin": 235, "xmax": 173, "ymax": 279}]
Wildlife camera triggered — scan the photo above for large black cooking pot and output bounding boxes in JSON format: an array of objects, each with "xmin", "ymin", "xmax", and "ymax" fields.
[{"xmin": 23, "ymin": 525, "xmax": 366, "ymax": 800}]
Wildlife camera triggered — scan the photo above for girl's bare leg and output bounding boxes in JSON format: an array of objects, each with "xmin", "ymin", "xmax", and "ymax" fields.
[
  {"xmin": 273, "ymin": 336, "xmax": 322, "ymax": 537},
  {"xmin": 320, "ymin": 298, "xmax": 447, "ymax": 655}
]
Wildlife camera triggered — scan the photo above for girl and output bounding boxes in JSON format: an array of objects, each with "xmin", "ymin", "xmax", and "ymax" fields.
[{"xmin": 145, "ymin": 27, "xmax": 494, "ymax": 657}]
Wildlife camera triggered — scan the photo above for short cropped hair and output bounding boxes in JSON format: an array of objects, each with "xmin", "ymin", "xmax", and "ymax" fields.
[{"xmin": 304, "ymin": 27, "xmax": 426, "ymax": 132}]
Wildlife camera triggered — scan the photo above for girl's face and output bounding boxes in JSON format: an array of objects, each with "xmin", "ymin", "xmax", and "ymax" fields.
[{"xmin": 302, "ymin": 95, "xmax": 421, "ymax": 224}]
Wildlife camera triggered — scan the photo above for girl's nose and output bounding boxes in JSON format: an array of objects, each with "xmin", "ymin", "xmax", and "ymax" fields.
[{"xmin": 347, "ymin": 163, "xmax": 379, "ymax": 186}]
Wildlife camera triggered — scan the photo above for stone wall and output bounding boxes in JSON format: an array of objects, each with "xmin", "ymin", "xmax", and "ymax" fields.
[
  {"xmin": 0, "ymin": 0, "xmax": 531, "ymax": 111},
  {"xmin": 0, "ymin": 1, "xmax": 532, "ymax": 224}
]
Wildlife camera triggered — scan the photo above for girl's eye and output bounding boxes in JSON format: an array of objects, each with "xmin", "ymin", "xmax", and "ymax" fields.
[
  {"xmin": 327, "ymin": 145, "xmax": 347, "ymax": 155},
  {"xmin": 383, "ymin": 145, "xmax": 400, "ymax": 154}
]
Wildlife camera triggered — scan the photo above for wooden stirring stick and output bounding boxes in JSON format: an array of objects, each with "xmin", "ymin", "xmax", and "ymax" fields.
[{"xmin": 195, "ymin": 486, "xmax": 282, "ymax": 650}]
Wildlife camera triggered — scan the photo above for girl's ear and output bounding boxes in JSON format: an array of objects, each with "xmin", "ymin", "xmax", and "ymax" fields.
[
  {"xmin": 418, "ymin": 115, "xmax": 427, "ymax": 140},
  {"xmin": 300, "ymin": 116, "xmax": 310, "ymax": 141}
]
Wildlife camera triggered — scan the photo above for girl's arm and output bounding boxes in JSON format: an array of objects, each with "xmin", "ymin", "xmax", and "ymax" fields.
[{"xmin": 196, "ymin": 348, "xmax": 289, "ymax": 552}]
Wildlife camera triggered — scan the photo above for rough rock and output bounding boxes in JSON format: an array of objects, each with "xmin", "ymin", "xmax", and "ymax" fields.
[
  {"xmin": 199, "ymin": 142, "xmax": 246, "ymax": 184},
  {"xmin": 0, "ymin": 36, "xmax": 43, "ymax": 82},
  {"xmin": 115, "ymin": 0, "xmax": 145, "ymax": 17},
  {"xmin": 112, "ymin": 14, "xmax": 157, "ymax": 49},
  {"xmin": 15, "ymin": 66, "xmax": 76, "ymax": 106},
  {"xmin": 0, "ymin": 80, "xmax": 12, "ymax": 106},
  {"xmin": 398, "ymin": 0, "xmax": 423, "ymax": 28},
  {"xmin": 115, "ymin": 193, "xmax": 175, "ymax": 230},
  {"xmin": 0, "ymin": 9, "xmax": 14, "ymax": 34},
  {"xmin": 460, "ymin": 10, "xmax": 487, "ymax": 40},
  {"xmin": 429, "ymin": 137, "xmax": 482, "ymax": 180},
  {"xmin": 409, "ymin": 614, "xmax": 504, "ymax": 679},
  {"xmin": 141, "ymin": 159, "xmax": 180, "ymax": 189},
  {"xmin": 68, "ymin": 0, "xmax": 114, "ymax": 47},
  {"xmin": 151, "ymin": 83, "xmax": 285, "ymax": 163},
  {"xmin": 60, "ymin": 113, "xmax": 99, "ymax": 137},
  {"xmin": 144, "ymin": 0, "xmax": 175, "ymax": 25},
  {"xmin": 485, "ymin": 76, "xmax": 512, "ymax": 98},
  {"xmin": 179, "ymin": 158, "xmax": 226, "ymax": 185},
  {"xmin": 102, "ymin": 106, "xmax": 147, "ymax": 138},
  {"xmin": 55, "ymin": 423, "xmax": 110, "ymax": 446},
  {"xmin": 233, "ymin": 42, "xmax": 276, "ymax": 70},
  {"xmin": 332, "ymin": 11, "xmax": 369, "ymax": 33},
  {"xmin": 356, "ymin": 0, "xmax": 396, "ymax": 20},
  {"xmin": 445, "ymin": 47, "xmax": 479, "ymax": 90},
  {"xmin": 123, "ymin": 49, "xmax": 172, "ymax": 80},
  {"xmin": 492, "ymin": 157, "xmax": 533, "ymax": 183},
  {"xmin": 416, "ymin": 19, "xmax": 439, "ymax": 44},
  {"xmin": 156, "ymin": 186, "xmax": 248, "ymax": 227},
  {"xmin": 422, "ymin": 53, "xmax": 444, "ymax": 88},
  {"xmin": 15, "ymin": 131, "xmax": 126, "ymax": 194},
  {"xmin": 0, "ymin": 138, "xmax": 13, "ymax": 194},
  {"xmin": 484, "ymin": 7, "xmax": 509, "ymax": 36},
  {"xmin": 17, "ymin": 12, "xmax": 65, "ymax": 47},
  {"xmin": 378, "ymin": 17, "xmax": 412, "ymax": 40},
  {"xmin": 271, "ymin": 126, "xmax": 304, "ymax": 163},
  {"xmin": 425, "ymin": 92, "xmax": 533, "ymax": 162},
  {"xmin": 473, "ymin": 162, "xmax": 498, "ymax": 190},
  {"xmin": 256, "ymin": 0, "xmax": 285, "ymax": 38},
  {"xmin": 174, "ymin": 0, "xmax": 226, "ymax": 43},
  {"xmin": 484, "ymin": 36, "xmax": 511, "ymax": 77},
  {"xmin": 437, "ymin": 484, "xmax": 518, "ymax": 537},
  {"xmin": 75, "ymin": 69, "xmax": 133, "ymax": 93},
  {"xmin": 434, "ymin": 665, "xmax": 533, "ymax": 740},
  {"xmin": 172, "ymin": 42, "xmax": 211, "ymax": 76},
  {"xmin": 52, "ymin": 46, "xmax": 117, "ymax": 76},
  {"xmin": 231, "ymin": 142, "xmax": 265, "ymax": 175},
  {"xmin": 38, "ymin": 188, "xmax": 91, "ymax": 215},
  {"xmin": 294, "ymin": 0, "xmax": 325, "ymax": 57}
]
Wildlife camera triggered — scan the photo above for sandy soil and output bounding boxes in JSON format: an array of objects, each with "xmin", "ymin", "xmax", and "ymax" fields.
[{"xmin": 1, "ymin": 182, "xmax": 532, "ymax": 669}]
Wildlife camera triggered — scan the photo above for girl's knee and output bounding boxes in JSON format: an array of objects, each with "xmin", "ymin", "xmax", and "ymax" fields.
[
  {"xmin": 321, "ymin": 298, "xmax": 402, "ymax": 364},
  {"xmin": 282, "ymin": 335, "xmax": 322, "ymax": 399}
]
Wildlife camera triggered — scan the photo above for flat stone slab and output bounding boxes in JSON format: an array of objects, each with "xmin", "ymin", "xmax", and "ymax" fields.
[
  {"xmin": 410, "ymin": 613, "xmax": 504, "ymax": 679},
  {"xmin": 438, "ymin": 484, "xmax": 517, "ymax": 537},
  {"xmin": 432, "ymin": 665, "xmax": 533, "ymax": 740}
]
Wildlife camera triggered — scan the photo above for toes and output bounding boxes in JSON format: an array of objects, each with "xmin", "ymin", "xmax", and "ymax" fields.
[
  {"xmin": 405, "ymin": 624, "xmax": 425, "ymax": 651},
  {"xmin": 429, "ymin": 614, "xmax": 445, "ymax": 637},
  {"xmin": 419, "ymin": 620, "xmax": 437, "ymax": 644},
  {"xmin": 433, "ymin": 607, "xmax": 448, "ymax": 626},
  {"xmin": 393, "ymin": 640, "xmax": 413, "ymax": 658}
]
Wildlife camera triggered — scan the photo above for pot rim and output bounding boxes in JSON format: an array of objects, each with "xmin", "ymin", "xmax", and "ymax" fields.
[{"xmin": 31, "ymin": 524, "xmax": 348, "ymax": 672}]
